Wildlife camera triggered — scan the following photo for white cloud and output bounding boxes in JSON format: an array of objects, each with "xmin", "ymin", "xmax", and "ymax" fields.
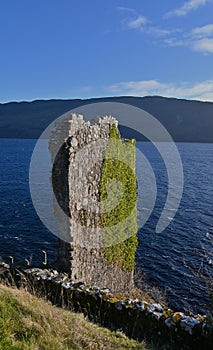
[
  {"xmin": 117, "ymin": 6, "xmax": 213, "ymax": 54},
  {"xmin": 116, "ymin": 6, "xmax": 135, "ymax": 13},
  {"xmin": 109, "ymin": 80, "xmax": 160, "ymax": 94},
  {"xmin": 191, "ymin": 24, "xmax": 213, "ymax": 37},
  {"xmin": 127, "ymin": 16, "xmax": 148, "ymax": 29},
  {"xmin": 163, "ymin": 23, "xmax": 213, "ymax": 54},
  {"xmin": 163, "ymin": 37, "xmax": 185, "ymax": 47},
  {"xmin": 165, "ymin": 0, "xmax": 210, "ymax": 18},
  {"xmin": 148, "ymin": 27, "xmax": 171, "ymax": 37},
  {"xmin": 192, "ymin": 38, "xmax": 213, "ymax": 52},
  {"xmin": 106, "ymin": 79, "xmax": 213, "ymax": 102},
  {"xmin": 117, "ymin": 7, "xmax": 170, "ymax": 38},
  {"xmin": 125, "ymin": 14, "xmax": 170, "ymax": 37}
]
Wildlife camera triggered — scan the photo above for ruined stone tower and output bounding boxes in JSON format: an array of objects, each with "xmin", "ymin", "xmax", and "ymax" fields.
[{"xmin": 49, "ymin": 113, "xmax": 138, "ymax": 292}]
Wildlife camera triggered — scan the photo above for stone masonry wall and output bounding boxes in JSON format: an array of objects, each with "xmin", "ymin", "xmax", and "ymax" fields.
[{"xmin": 51, "ymin": 113, "xmax": 135, "ymax": 292}]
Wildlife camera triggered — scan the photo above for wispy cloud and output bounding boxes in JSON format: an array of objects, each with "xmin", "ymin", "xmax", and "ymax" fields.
[
  {"xmin": 127, "ymin": 16, "xmax": 148, "ymax": 30},
  {"xmin": 117, "ymin": 6, "xmax": 213, "ymax": 54},
  {"xmin": 148, "ymin": 27, "xmax": 171, "ymax": 37},
  {"xmin": 190, "ymin": 24, "xmax": 213, "ymax": 37},
  {"xmin": 106, "ymin": 79, "xmax": 213, "ymax": 101},
  {"xmin": 163, "ymin": 37, "xmax": 185, "ymax": 47},
  {"xmin": 165, "ymin": 0, "xmax": 211, "ymax": 18},
  {"xmin": 164, "ymin": 23, "xmax": 213, "ymax": 53},
  {"xmin": 120, "ymin": 11, "xmax": 171, "ymax": 38},
  {"xmin": 116, "ymin": 6, "xmax": 135, "ymax": 13},
  {"xmin": 188, "ymin": 24, "xmax": 213, "ymax": 52},
  {"xmin": 192, "ymin": 38, "xmax": 213, "ymax": 52}
]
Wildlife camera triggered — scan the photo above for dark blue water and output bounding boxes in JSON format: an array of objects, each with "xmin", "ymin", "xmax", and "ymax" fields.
[
  {"xmin": 136, "ymin": 142, "xmax": 213, "ymax": 314},
  {"xmin": 0, "ymin": 139, "xmax": 58, "ymax": 266},
  {"xmin": 0, "ymin": 139, "xmax": 212, "ymax": 314}
]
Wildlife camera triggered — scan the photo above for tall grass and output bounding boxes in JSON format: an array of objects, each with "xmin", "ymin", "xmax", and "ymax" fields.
[{"xmin": 0, "ymin": 284, "xmax": 150, "ymax": 350}]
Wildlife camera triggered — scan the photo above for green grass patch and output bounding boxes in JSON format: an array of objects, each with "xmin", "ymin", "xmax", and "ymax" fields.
[{"xmin": 0, "ymin": 284, "xmax": 149, "ymax": 350}]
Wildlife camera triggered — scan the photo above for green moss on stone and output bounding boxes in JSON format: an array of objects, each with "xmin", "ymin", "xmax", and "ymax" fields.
[{"xmin": 100, "ymin": 124, "xmax": 138, "ymax": 272}]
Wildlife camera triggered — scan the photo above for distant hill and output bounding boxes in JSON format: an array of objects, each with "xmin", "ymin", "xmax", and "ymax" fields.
[{"xmin": 0, "ymin": 96, "xmax": 213, "ymax": 142}]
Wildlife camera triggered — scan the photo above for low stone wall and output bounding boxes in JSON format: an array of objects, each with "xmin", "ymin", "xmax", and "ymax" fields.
[{"xmin": 1, "ymin": 267, "xmax": 212, "ymax": 349}]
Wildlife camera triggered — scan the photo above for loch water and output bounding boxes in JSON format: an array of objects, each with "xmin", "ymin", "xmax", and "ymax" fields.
[{"xmin": 0, "ymin": 138, "xmax": 212, "ymax": 314}]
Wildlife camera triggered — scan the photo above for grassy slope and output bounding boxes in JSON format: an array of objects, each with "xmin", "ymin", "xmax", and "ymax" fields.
[{"xmin": 0, "ymin": 284, "xmax": 150, "ymax": 350}]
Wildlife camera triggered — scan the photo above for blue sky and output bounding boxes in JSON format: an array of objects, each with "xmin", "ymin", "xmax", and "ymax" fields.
[{"xmin": 1, "ymin": 0, "xmax": 213, "ymax": 102}]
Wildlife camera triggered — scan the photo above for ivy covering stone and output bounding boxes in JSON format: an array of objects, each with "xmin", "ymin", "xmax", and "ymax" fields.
[{"xmin": 100, "ymin": 124, "xmax": 138, "ymax": 271}]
